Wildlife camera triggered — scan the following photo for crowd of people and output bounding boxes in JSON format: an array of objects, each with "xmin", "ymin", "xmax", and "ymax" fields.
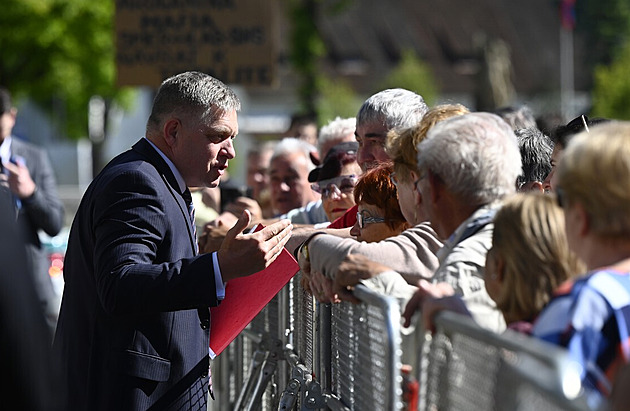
[
  {"xmin": 4, "ymin": 70, "xmax": 630, "ymax": 410},
  {"xmin": 200, "ymin": 89, "xmax": 629, "ymax": 409}
]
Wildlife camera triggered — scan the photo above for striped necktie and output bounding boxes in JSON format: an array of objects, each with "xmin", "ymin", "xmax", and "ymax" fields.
[{"xmin": 182, "ymin": 188, "xmax": 198, "ymax": 254}]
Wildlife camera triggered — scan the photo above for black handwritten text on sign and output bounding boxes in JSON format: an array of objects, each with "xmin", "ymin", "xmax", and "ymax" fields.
[{"xmin": 115, "ymin": 0, "xmax": 279, "ymax": 87}]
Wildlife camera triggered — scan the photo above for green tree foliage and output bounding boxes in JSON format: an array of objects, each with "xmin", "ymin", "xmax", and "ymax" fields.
[
  {"xmin": 592, "ymin": 40, "xmax": 630, "ymax": 120},
  {"xmin": 379, "ymin": 49, "xmax": 438, "ymax": 106},
  {"xmin": 288, "ymin": 0, "xmax": 326, "ymax": 117},
  {"xmin": 578, "ymin": 0, "xmax": 630, "ymax": 67},
  {"xmin": 0, "ymin": 0, "xmax": 134, "ymax": 139},
  {"xmin": 316, "ymin": 76, "xmax": 362, "ymax": 125}
]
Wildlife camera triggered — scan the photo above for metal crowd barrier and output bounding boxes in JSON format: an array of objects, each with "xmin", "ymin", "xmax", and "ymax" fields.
[
  {"xmin": 210, "ymin": 272, "xmax": 593, "ymax": 411},
  {"xmin": 418, "ymin": 311, "xmax": 591, "ymax": 411},
  {"xmin": 209, "ymin": 273, "xmax": 403, "ymax": 410}
]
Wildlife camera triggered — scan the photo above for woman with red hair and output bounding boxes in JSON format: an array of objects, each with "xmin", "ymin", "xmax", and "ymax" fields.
[{"xmin": 350, "ymin": 163, "xmax": 409, "ymax": 243}]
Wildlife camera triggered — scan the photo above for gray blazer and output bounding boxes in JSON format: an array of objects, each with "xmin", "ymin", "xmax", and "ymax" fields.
[{"xmin": 11, "ymin": 137, "xmax": 64, "ymax": 328}]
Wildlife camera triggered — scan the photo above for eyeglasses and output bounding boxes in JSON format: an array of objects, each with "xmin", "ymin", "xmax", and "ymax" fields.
[
  {"xmin": 311, "ymin": 175, "xmax": 358, "ymax": 199},
  {"xmin": 389, "ymin": 170, "xmax": 427, "ymax": 190},
  {"xmin": 356, "ymin": 210, "xmax": 386, "ymax": 229},
  {"xmin": 389, "ymin": 172, "xmax": 399, "ymax": 187}
]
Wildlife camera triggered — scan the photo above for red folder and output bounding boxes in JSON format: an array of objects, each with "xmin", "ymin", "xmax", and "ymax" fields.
[{"xmin": 209, "ymin": 225, "xmax": 299, "ymax": 358}]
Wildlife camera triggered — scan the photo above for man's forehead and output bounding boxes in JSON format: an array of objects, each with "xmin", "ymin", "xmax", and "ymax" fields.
[
  {"xmin": 205, "ymin": 109, "xmax": 238, "ymax": 133},
  {"xmin": 270, "ymin": 153, "xmax": 308, "ymax": 172},
  {"xmin": 355, "ymin": 121, "xmax": 388, "ymax": 138}
]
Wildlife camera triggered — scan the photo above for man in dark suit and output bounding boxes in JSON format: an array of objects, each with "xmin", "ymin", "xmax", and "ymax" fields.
[
  {"xmin": 0, "ymin": 87, "xmax": 65, "ymax": 336},
  {"xmin": 52, "ymin": 72, "xmax": 293, "ymax": 410},
  {"xmin": 0, "ymin": 186, "xmax": 62, "ymax": 411}
]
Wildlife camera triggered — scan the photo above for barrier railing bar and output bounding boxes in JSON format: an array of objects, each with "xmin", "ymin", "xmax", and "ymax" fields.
[{"xmin": 352, "ymin": 284, "xmax": 404, "ymax": 411}]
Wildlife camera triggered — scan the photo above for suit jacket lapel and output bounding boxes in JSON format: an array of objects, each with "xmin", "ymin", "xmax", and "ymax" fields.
[{"xmin": 131, "ymin": 139, "xmax": 197, "ymax": 254}]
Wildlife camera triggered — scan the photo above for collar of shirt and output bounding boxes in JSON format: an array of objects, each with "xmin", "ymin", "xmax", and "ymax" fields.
[
  {"xmin": 144, "ymin": 137, "xmax": 186, "ymax": 194},
  {"xmin": 0, "ymin": 136, "xmax": 12, "ymax": 165},
  {"xmin": 436, "ymin": 201, "xmax": 501, "ymax": 263}
]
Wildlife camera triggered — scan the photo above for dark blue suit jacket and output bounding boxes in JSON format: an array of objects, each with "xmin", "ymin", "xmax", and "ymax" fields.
[{"xmin": 53, "ymin": 139, "xmax": 219, "ymax": 410}]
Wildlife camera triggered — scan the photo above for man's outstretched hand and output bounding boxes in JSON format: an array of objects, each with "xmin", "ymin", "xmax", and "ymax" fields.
[{"xmin": 217, "ymin": 210, "xmax": 292, "ymax": 282}]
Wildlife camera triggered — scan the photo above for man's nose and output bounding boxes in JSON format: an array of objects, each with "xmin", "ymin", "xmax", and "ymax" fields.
[
  {"xmin": 280, "ymin": 181, "xmax": 291, "ymax": 191},
  {"xmin": 357, "ymin": 148, "xmax": 373, "ymax": 170},
  {"xmin": 221, "ymin": 139, "xmax": 236, "ymax": 159}
]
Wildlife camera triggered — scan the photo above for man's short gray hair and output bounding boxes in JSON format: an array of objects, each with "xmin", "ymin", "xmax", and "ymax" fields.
[
  {"xmin": 356, "ymin": 88, "xmax": 428, "ymax": 131},
  {"xmin": 147, "ymin": 71, "xmax": 241, "ymax": 133},
  {"xmin": 417, "ymin": 112, "xmax": 522, "ymax": 205},
  {"xmin": 271, "ymin": 137, "xmax": 318, "ymax": 172}
]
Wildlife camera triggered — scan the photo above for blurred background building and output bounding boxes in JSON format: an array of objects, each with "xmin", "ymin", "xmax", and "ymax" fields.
[{"xmin": 3, "ymin": 0, "xmax": 626, "ymax": 222}]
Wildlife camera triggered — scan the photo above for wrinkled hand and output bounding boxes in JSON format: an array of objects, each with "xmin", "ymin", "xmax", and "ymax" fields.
[
  {"xmin": 334, "ymin": 254, "xmax": 393, "ymax": 303},
  {"xmin": 309, "ymin": 270, "xmax": 339, "ymax": 304},
  {"xmin": 223, "ymin": 196, "xmax": 263, "ymax": 221},
  {"xmin": 420, "ymin": 295, "xmax": 471, "ymax": 334},
  {"xmin": 402, "ymin": 280, "xmax": 455, "ymax": 328},
  {"xmin": 217, "ymin": 210, "xmax": 292, "ymax": 282},
  {"xmin": 199, "ymin": 222, "xmax": 230, "ymax": 254},
  {"xmin": 2, "ymin": 160, "xmax": 35, "ymax": 199}
]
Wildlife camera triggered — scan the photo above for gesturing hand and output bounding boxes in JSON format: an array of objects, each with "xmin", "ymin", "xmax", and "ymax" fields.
[
  {"xmin": 223, "ymin": 196, "xmax": 263, "ymax": 221},
  {"xmin": 217, "ymin": 210, "xmax": 292, "ymax": 282}
]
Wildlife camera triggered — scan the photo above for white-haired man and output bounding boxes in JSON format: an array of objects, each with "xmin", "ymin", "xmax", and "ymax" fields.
[
  {"xmin": 317, "ymin": 116, "xmax": 356, "ymax": 160},
  {"xmin": 400, "ymin": 112, "xmax": 522, "ymax": 331},
  {"xmin": 268, "ymin": 137, "xmax": 321, "ymax": 218}
]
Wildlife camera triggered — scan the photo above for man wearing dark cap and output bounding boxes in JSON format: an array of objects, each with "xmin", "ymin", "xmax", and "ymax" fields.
[{"xmin": 0, "ymin": 86, "xmax": 65, "ymax": 337}]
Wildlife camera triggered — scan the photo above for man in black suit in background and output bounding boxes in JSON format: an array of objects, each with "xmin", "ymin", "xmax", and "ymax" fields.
[
  {"xmin": 0, "ymin": 182, "xmax": 61, "ymax": 410},
  {"xmin": 52, "ymin": 72, "xmax": 293, "ymax": 410},
  {"xmin": 0, "ymin": 87, "xmax": 65, "ymax": 336}
]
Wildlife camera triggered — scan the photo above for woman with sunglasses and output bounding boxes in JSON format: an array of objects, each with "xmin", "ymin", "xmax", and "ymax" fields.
[
  {"xmin": 350, "ymin": 163, "xmax": 409, "ymax": 243},
  {"xmin": 309, "ymin": 141, "xmax": 362, "ymax": 224}
]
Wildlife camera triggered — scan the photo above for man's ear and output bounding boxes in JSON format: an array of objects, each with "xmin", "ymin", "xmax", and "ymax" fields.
[
  {"xmin": 163, "ymin": 118, "xmax": 181, "ymax": 147},
  {"xmin": 530, "ymin": 181, "xmax": 544, "ymax": 193}
]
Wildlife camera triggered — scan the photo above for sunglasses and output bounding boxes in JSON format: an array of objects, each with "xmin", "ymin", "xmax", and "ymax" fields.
[
  {"xmin": 311, "ymin": 175, "xmax": 358, "ymax": 199},
  {"xmin": 356, "ymin": 210, "xmax": 386, "ymax": 229}
]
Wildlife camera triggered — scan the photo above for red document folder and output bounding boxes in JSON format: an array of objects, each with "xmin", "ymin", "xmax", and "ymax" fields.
[{"xmin": 209, "ymin": 226, "xmax": 299, "ymax": 358}]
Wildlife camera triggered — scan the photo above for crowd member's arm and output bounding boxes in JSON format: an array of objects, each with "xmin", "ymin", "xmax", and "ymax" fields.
[
  {"xmin": 303, "ymin": 222, "xmax": 441, "ymax": 286},
  {"xmin": 287, "ymin": 225, "xmax": 352, "ymax": 254},
  {"xmin": 4, "ymin": 151, "xmax": 64, "ymax": 236}
]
